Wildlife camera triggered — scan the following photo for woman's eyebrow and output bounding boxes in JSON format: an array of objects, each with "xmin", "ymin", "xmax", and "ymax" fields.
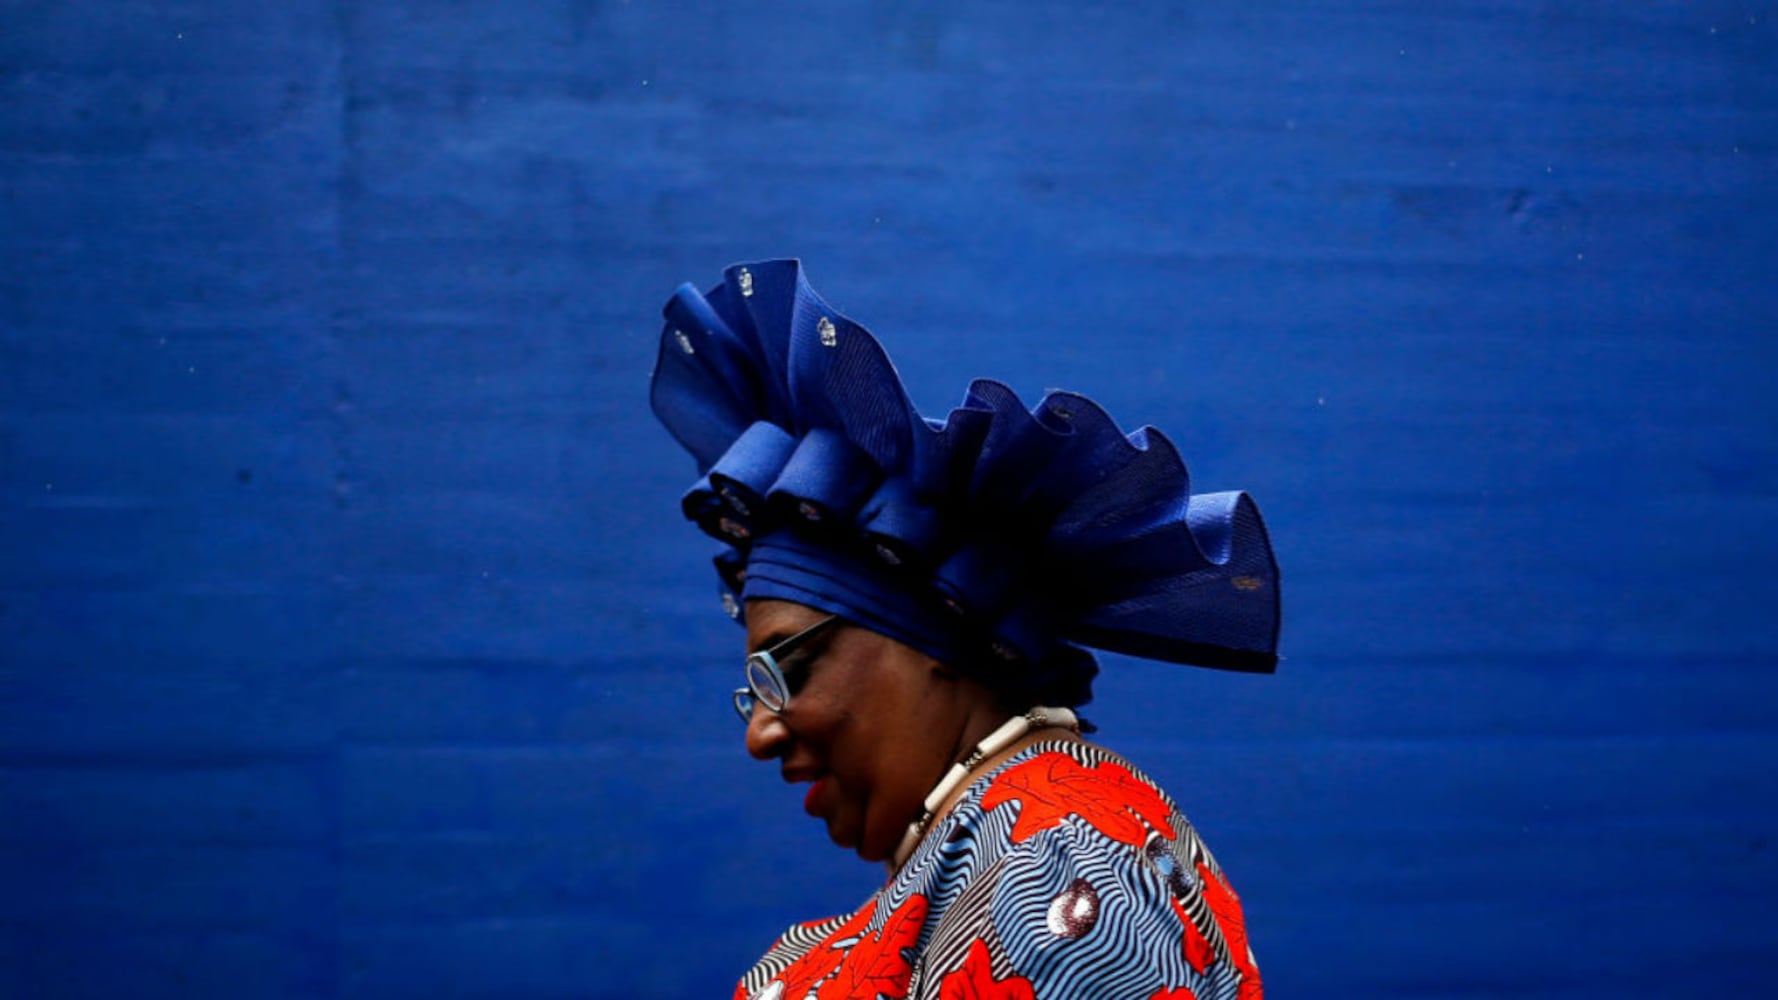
[
  {"xmin": 783, "ymin": 627, "xmax": 842, "ymax": 667},
  {"xmin": 747, "ymin": 626, "xmax": 801, "ymax": 655}
]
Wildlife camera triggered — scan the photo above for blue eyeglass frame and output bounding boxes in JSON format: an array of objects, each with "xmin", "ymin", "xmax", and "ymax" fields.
[{"xmin": 732, "ymin": 614, "xmax": 844, "ymax": 722}]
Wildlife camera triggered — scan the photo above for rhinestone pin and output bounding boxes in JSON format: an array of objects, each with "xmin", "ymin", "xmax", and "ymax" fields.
[
  {"xmin": 672, "ymin": 329, "xmax": 694, "ymax": 355},
  {"xmin": 738, "ymin": 268, "xmax": 753, "ymax": 297},
  {"xmin": 817, "ymin": 316, "xmax": 837, "ymax": 347},
  {"xmin": 1146, "ymin": 835, "xmax": 1196, "ymax": 897},
  {"xmin": 1045, "ymin": 878, "xmax": 1100, "ymax": 939}
]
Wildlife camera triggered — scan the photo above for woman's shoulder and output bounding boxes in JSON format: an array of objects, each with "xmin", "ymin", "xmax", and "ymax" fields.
[
  {"xmin": 740, "ymin": 740, "xmax": 1264, "ymax": 1000},
  {"xmin": 901, "ymin": 739, "xmax": 1263, "ymax": 999},
  {"xmin": 976, "ymin": 738, "xmax": 1183, "ymax": 845},
  {"xmin": 902, "ymin": 738, "xmax": 1194, "ymax": 886}
]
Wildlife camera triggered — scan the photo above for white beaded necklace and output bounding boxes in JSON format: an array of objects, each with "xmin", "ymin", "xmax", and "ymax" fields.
[{"xmin": 889, "ymin": 705, "xmax": 1080, "ymax": 870}]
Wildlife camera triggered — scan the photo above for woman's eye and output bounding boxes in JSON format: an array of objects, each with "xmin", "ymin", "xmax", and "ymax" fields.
[{"xmin": 780, "ymin": 652, "xmax": 818, "ymax": 693}]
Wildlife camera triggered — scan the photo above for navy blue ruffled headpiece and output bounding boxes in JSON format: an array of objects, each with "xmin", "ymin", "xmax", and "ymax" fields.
[{"xmin": 650, "ymin": 260, "xmax": 1280, "ymax": 707}]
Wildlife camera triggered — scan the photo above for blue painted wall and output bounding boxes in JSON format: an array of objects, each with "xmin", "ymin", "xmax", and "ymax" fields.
[{"xmin": 3, "ymin": 2, "xmax": 1774, "ymax": 996}]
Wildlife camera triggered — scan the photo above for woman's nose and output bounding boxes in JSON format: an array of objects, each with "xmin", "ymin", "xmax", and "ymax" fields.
[{"xmin": 744, "ymin": 706, "xmax": 792, "ymax": 760}]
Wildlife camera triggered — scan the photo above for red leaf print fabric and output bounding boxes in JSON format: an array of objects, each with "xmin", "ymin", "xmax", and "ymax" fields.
[
  {"xmin": 936, "ymin": 940, "xmax": 1036, "ymax": 1000},
  {"xmin": 815, "ymin": 893, "xmax": 928, "ymax": 1000},
  {"xmin": 771, "ymin": 902, "xmax": 877, "ymax": 1000},
  {"xmin": 981, "ymin": 753, "xmax": 1176, "ymax": 848},
  {"xmin": 1197, "ymin": 863, "xmax": 1262, "ymax": 1000},
  {"xmin": 1169, "ymin": 896, "xmax": 1217, "ymax": 975}
]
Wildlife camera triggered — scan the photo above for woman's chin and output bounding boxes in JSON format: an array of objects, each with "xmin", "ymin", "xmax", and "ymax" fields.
[
  {"xmin": 822, "ymin": 818, "xmax": 865, "ymax": 855},
  {"xmin": 851, "ymin": 837, "xmax": 891, "ymax": 863},
  {"xmin": 819, "ymin": 812, "xmax": 890, "ymax": 862},
  {"xmin": 846, "ymin": 820, "xmax": 899, "ymax": 863},
  {"xmin": 811, "ymin": 789, "xmax": 897, "ymax": 861}
]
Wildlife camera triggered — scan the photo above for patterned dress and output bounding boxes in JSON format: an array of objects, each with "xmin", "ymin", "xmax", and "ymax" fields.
[{"xmin": 734, "ymin": 741, "xmax": 1262, "ymax": 1000}]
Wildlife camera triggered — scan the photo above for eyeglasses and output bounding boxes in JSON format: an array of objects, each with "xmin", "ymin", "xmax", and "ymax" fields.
[{"xmin": 732, "ymin": 614, "xmax": 844, "ymax": 723}]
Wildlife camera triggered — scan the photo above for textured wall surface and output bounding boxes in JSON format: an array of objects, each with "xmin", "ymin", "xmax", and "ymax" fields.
[{"xmin": 3, "ymin": 2, "xmax": 1775, "ymax": 997}]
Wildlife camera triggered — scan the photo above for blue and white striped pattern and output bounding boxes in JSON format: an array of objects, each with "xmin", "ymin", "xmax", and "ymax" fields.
[{"xmin": 986, "ymin": 821, "xmax": 1226, "ymax": 1000}]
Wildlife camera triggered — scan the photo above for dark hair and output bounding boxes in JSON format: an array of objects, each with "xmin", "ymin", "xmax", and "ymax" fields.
[{"xmin": 970, "ymin": 643, "xmax": 1099, "ymax": 731}]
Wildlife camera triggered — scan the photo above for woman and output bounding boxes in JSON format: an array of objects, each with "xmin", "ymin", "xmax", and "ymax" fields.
[{"xmin": 652, "ymin": 261, "xmax": 1280, "ymax": 1000}]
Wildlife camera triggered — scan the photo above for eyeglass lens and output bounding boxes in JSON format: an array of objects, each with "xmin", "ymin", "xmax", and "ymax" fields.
[{"xmin": 746, "ymin": 655, "xmax": 788, "ymax": 712}]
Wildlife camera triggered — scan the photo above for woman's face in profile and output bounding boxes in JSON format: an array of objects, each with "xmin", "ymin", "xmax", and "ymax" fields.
[{"xmin": 742, "ymin": 600, "xmax": 959, "ymax": 862}]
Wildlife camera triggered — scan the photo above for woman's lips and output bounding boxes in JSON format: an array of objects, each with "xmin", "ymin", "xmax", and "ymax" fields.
[{"xmin": 803, "ymin": 776, "xmax": 826, "ymax": 815}]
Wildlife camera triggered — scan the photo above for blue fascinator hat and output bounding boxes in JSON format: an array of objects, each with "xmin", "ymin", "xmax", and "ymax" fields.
[{"xmin": 650, "ymin": 260, "xmax": 1280, "ymax": 707}]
